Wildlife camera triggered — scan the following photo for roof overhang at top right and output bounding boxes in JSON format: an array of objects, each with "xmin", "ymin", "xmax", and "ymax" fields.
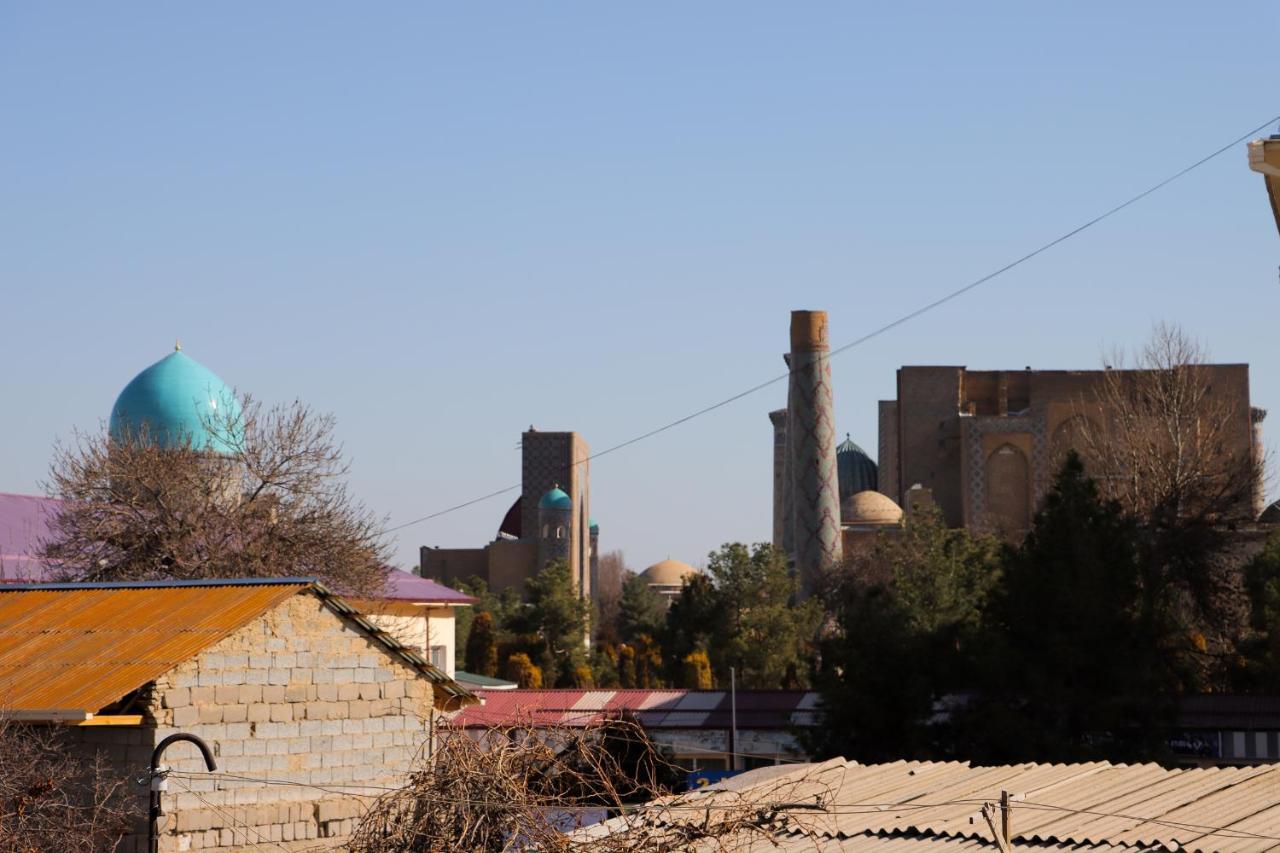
[{"xmin": 1248, "ymin": 136, "xmax": 1280, "ymax": 237}]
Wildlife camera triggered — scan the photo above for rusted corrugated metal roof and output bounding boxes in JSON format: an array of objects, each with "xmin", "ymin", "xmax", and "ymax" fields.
[
  {"xmin": 0, "ymin": 578, "xmax": 476, "ymax": 719},
  {"xmin": 575, "ymin": 759, "xmax": 1280, "ymax": 852}
]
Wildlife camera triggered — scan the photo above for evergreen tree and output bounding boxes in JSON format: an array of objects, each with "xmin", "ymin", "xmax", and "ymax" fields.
[
  {"xmin": 1239, "ymin": 530, "xmax": 1280, "ymax": 690},
  {"xmin": 464, "ymin": 611, "xmax": 498, "ymax": 677},
  {"xmin": 663, "ymin": 543, "xmax": 817, "ymax": 689},
  {"xmin": 703, "ymin": 542, "xmax": 819, "ymax": 689},
  {"xmin": 511, "ymin": 560, "xmax": 591, "ymax": 687},
  {"xmin": 618, "ymin": 571, "xmax": 668, "ymax": 643},
  {"xmin": 663, "ymin": 572, "xmax": 719, "ymax": 674},
  {"xmin": 963, "ymin": 452, "xmax": 1172, "ymax": 763},
  {"xmin": 807, "ymin": 509, "xmax": 1000, "ymax": 761}
]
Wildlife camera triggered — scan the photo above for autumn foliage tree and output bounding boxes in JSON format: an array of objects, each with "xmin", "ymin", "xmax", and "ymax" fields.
[{"xmin": 41, "ymin": 397, "xmax": 389, "ymax": 595}]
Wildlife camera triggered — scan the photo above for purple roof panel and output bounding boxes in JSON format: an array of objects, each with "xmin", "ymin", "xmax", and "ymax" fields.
[
  {"xmin": 381, "ymin": 568, "xmax": 477, "ymax": 604},
  {"xmin": 0, "ymin": 493, "xmax": 58, "ymax": 582}
]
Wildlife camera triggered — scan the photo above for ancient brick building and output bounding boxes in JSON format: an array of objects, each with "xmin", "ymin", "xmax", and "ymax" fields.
[
  {"xmin": 421, "ymin": 428, "xmax": 597, "ymax": 601},
  {"xmin": 878, "ymin": 365, "xmax": 1261, "ymax": 536},
  {"xmin": 0, "ymin": 578, "xmax": 476, "ymax": 851}
]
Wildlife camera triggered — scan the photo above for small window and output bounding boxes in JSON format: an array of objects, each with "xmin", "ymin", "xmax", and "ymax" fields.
[
  {"xmin": 542, "ymin": 524, "xmax": 549, "ymax": 537},
  {"xmin": 556, "ymin": 526, "xmax": 565, "ymax": 539},
  {"xmin": 429, "ymin": 645, "xmax": 447, "ymax": 671}
]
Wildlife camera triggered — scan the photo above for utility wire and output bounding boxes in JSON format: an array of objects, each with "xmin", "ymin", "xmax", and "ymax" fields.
[{"xmin": 386, "ymin": 113, "xmax": 1280, "ymax": 534}]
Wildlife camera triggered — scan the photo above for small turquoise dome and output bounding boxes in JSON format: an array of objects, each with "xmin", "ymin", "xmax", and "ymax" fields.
[
  {"xmin": 837, "ymin": 434, "xmax": 878, "ymax": 502},
  {"xmin": 109, "ymin": 348, "xmax": 243, "ymax": 454},
  {"xmin": 589, "ymin": 518, "xmax": 598, "ymax": 531},
  {"xmin": 538, "ymin": 486, "xmax": 572, "ymax": 511}
]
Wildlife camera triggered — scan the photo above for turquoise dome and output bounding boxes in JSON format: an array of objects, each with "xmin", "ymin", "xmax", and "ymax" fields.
[
  {"xmin": 109, "ymin": 349, "xmax": 243, "ymax": 454},
  {"xmin": 538, "ymin": 486, "xmax": 572, "ymax": 511},
  {"xmin": 836, "ymin": 434, "xmax": 878, "ymax": 502},
  {"xmin": 589, "ymin": 518, "xmax": 598, "ymax": 531}
]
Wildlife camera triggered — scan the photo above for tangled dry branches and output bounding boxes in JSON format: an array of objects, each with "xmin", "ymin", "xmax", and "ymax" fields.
[
  {"xmin": 349, "ymin": 718, "xmax": 823, "ymax": 852},
  {"xmin": 0, "ymin": 722, "xmax": 132, "ymax": 852},
  {"xmin": 41, "ymin": 396, "xmax": 389, "ymax": 596}
]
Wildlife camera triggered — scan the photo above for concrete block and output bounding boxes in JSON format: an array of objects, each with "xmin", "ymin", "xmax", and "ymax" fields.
[
  {"xmin": 163, "ymin": 687, "xmax": 190, "ymax": 709},
  {"xmin": 172, "ymin": 706, "xmax": 199, "ymax": 728}
]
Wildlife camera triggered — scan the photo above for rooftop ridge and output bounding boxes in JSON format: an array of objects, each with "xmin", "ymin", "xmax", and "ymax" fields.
[{"xmin": 0, "ymin": 576, "xmax": 318, "ymax": 591}]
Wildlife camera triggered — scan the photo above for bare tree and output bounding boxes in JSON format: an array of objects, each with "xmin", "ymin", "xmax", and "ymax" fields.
[
  {"xmin": 1080, "ymin": 323, "xmax": 1260, "ymax": 528},
  {"xmin": 0, "ymin": 722, "xmax": 133, "ymax": 852},
  {"xmin": 41, "ymin": 396, "xmax": 389, "ymax": 596},
  {"xmin": 1078, "ymin": 323, "xmax": 1262, "ymax": 685},
  {"xmin": 593, "ymin": 550, "xmax": 627, "ymax": 644}
]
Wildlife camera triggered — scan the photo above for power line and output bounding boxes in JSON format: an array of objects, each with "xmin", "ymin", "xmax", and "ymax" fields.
[{"xmin": 386, "ymin": 112, "xmax": 1280, "ymax": 535}]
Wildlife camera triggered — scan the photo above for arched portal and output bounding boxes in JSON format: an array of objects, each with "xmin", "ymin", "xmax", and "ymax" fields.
[{"xmin": 986, "ymin": 443, "xmax": 1031, "ymax": 532}]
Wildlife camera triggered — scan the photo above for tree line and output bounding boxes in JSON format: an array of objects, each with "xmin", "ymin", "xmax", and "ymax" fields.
[
  {"xmin": 453, "ymin": 541, "xmax": 820, "ymax": 692},
  {"xmin": 807, "ymin": 446, "xmax": 1280, "ymax": 764}
]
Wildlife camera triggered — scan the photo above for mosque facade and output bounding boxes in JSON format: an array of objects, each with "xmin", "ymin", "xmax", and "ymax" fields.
[
  {"xmin": 880, "ymin": 365, "xmax": 1263, "ymax": 535},
  {"xmin": 770, "ymin": 313, "xmax": 1266, "ymax": 565},
  {"xmin": 420, "ymin": 429, "xmax": 597, "ymax": 602}
]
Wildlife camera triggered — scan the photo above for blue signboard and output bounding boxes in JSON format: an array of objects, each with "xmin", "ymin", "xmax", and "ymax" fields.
[{"xmin": 686, "ymin": 769, "xmax": 744, "ymax": 790}]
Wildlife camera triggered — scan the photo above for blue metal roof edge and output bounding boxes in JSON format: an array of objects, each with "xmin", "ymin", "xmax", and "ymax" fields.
[{"xmin": 0, "ymin": 577, "xmax": 318, "ymax": 591}]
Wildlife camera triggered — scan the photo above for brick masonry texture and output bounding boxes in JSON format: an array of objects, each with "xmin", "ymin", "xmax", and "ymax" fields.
[{"xmin": 70, "ymin": 593, "xmax": 436, "ymax": 852}]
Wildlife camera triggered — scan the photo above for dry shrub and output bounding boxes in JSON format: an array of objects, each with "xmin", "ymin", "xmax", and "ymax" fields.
[
  {"xmin": 0, "ymin": 722, "xmax": 133, "ymax": 852},
  {"xmin": 349, "ymin": 718, "xmax": 809, "ymax": 852}
]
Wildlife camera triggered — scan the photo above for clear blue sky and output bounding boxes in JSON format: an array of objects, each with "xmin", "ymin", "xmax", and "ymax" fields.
[{"xmin": 3, "ymin": 3, "xmax": 1278, "ymax": 573}]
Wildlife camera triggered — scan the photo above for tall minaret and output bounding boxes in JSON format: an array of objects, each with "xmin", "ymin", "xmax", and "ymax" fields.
[
  {"xmin": 769, "ymin": 408, "xmax": 789, "ymax": 553},
  {"xmin": 787, "ymin": 310, "xmax": 843, "ymax": 598}
]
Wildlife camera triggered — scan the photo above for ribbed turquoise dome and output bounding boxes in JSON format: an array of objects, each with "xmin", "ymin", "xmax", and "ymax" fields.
[
  {"xmin": 109, "ymin": 349, "xmax": 243, "ymax": 454},
  {"xmin": 836, "ymin": 434, "xmax": 878, "ymax": 502},
  {"xmin": 538, "ymin": 486, "xmax": 572, "ymax": 511}
]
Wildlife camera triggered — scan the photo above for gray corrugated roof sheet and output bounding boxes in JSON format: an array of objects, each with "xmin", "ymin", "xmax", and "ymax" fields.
[{"xmin": 574, "ymin": 759, "xmax": 1280, "ymax": 852}]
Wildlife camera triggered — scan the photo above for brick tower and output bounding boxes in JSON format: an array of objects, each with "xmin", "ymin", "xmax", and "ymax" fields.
[{"xmin": 786, "ymin": 310, "xmax": 843, "ymax": 598}]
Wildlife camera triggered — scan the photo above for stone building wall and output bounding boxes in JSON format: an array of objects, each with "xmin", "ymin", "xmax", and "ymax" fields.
[
  {"xmin": 888, "ymin": 364, "xmax": 1257, "ymax": 534},
  {"xmin": 75, "ymin": 592, "xmax": 436, "ymax": 852}
]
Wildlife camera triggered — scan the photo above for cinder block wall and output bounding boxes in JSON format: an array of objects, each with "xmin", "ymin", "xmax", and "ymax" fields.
[{"xmin": 78, "ymin": 594, "xmax": 436, "ymax": 852}]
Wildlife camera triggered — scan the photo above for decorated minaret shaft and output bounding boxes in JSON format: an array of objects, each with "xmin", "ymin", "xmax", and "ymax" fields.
[{"xmin": 787, "ymin": 310, "xmax": 843, "ymax": 598}]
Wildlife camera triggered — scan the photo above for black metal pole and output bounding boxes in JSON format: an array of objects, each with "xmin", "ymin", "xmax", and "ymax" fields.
[{"xmin": 147, "ymin": 733, "xmax": 216, "ymax": 853}]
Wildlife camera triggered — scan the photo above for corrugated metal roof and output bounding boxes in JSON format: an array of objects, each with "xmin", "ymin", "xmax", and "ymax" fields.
[
  {"xmin": 575, "ymin": 759, "xmax": 1280, "ymax": 852},
  {"xmin": 451, "ymin": 688, "xmax": 816, "ymax": 730},
  {"xmin": 0, "ymin": 578, "xmax": 476, "ymax": 719}
]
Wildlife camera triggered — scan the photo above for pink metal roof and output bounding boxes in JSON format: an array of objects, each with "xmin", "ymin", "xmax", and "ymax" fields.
[{"xmin": 449, "ymin": 688, "xmax": 816, "ymax": 730}]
